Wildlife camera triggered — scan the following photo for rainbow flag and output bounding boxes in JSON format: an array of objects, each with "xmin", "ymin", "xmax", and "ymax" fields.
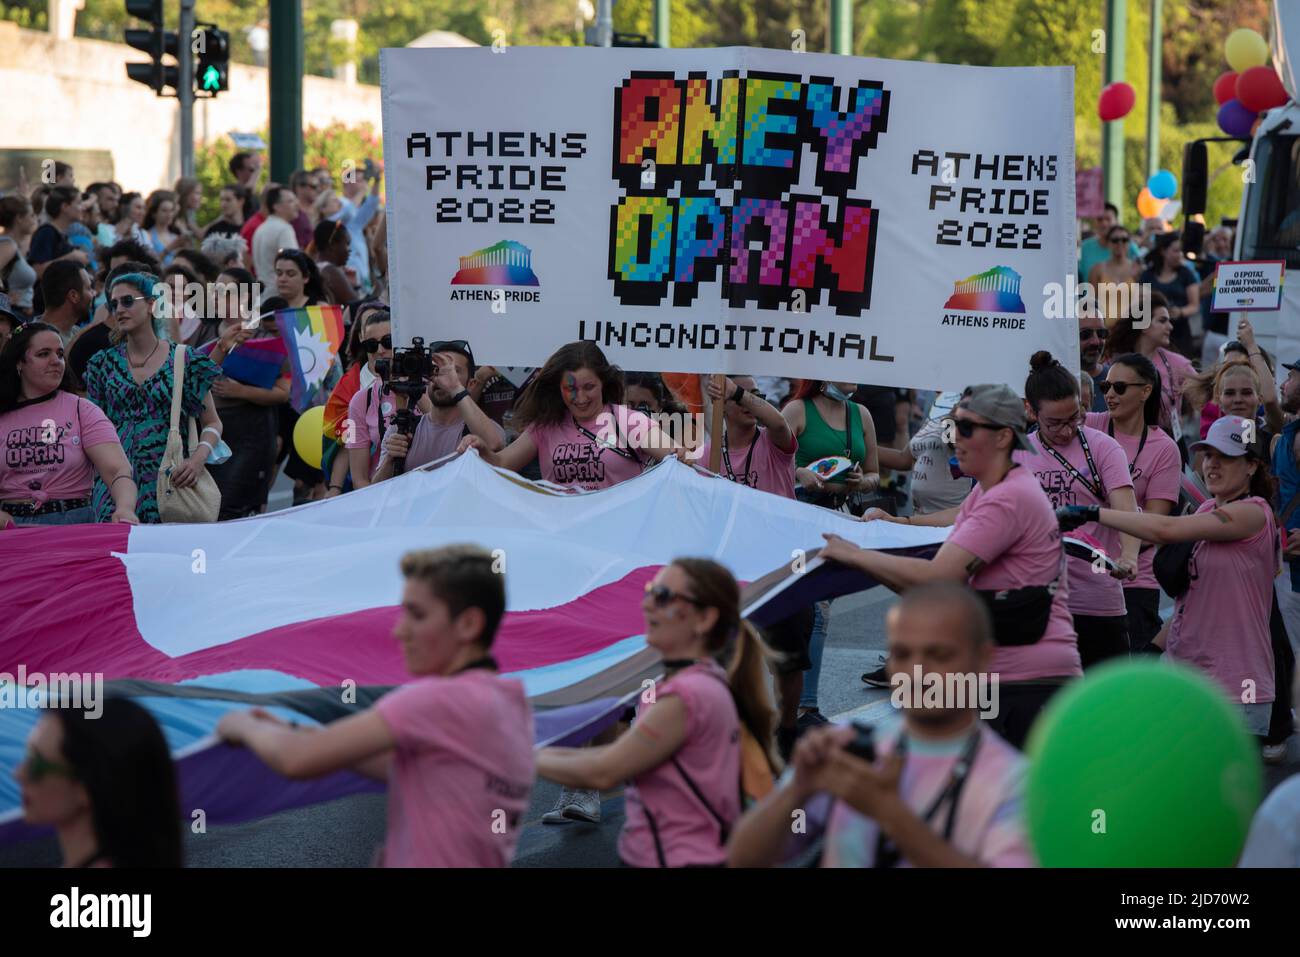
[
  {"xmin": 200, "ymin": 336, "xmax": 287, "ymax": 390},
  {"xmin": 276, "ymin": 304, "xmax": 345, "ymax": 412}
]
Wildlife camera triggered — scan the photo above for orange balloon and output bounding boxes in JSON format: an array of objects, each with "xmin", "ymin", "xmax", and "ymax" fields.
[{"xmin": 1136, "ymin": 187, "xmax": 1163, "ymax": 219}]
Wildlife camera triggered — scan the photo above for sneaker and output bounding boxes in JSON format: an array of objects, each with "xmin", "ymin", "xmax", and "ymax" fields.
[
  {"xmin": 776, "ymin": 724, "xmax": 798, "ymax": 763},
  {"xmin": 540, "ymin": 787, "xmax": 601, "ymax": 825},
  {"xmin": 796, "ymin": 708, "xmax": 828, "ymax": 732},
  {"xmin": 861, "ymin": 666, "xmax": 890, "ymax": 688},
  {"xmin": 1262, "ymin": 742, "xmax": 1288, "ymax": 766}
]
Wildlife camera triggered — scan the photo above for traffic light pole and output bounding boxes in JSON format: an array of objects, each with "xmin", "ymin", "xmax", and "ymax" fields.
[
  {"xmin": 179, "ymin": 0, "xmax": 195, "ymax": 177},
  {"xmin": 269, "ymin": 0, "xmax": 304, "ymax": 185}
]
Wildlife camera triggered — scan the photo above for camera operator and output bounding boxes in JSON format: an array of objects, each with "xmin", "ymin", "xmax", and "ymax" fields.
[
  {"xmin": 372, "ymin": 340, "xmax": 504, "ymax": 482},
  {"xmin": 727, "ymin": 582, "xmax": 1032, "ymax": 868}
]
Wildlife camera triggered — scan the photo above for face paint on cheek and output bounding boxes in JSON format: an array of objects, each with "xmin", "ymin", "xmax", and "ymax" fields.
[{"xmin": 564, "ymin": 373, "xmax": 579, "ymax": 405}]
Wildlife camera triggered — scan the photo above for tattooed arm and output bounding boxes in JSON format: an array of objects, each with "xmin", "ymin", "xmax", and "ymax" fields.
[{"xmin": 1095, "ymin": 500, "xmax": 1266, "ymax": 545}]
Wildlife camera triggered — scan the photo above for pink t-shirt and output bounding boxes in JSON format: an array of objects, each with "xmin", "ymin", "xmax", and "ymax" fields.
[
  {"xmin": 1084, "ymin": 412, "xmax": 1182, "ymax": 591},
  {"xmin": 619, "ymin": 660, "xmax": 741, "ymax": 868},
  {"xmin": 697, "ymin": 427, "xmax": 797, "ymax": 498},
  {"xmin": 1, "ymin": 391, "xmax": 120, "ymax": 503},
  {"xmin": 374, "ymin": 669, "xmax": 535, "ymax": 867},
  {"xmin": 821, "ymin": 723, "xmax": 1032, "ymax": 867},
  {"xmin": 345, "ymin": 379, "xmax": 393, "ymax": 470},
  {"xmin": 527, "ymin": 404, "xmax": 652, "ymax": 490},
  {"xmin": 1167, "ymin": 497, "xmax": 1279, "ymax": 705},
  {"xmin": 1014, "ymin": 426, "xmax": 1133, "ymax": 617},
  {"xmin": 947, "ymin": 463, "xmax": 1082, "ymax": 681}
]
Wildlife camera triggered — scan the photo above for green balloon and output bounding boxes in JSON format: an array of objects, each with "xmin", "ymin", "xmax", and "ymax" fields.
[{"xmin": 1025, "ymin": 659, "xmax": 1261, "ymax": 867}]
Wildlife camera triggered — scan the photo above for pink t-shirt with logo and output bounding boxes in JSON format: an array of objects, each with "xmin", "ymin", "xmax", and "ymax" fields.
[
  {"xmin": 1014, "ymin": 426, "xmax": 1133, "ymax": 617},
  {"xmin": 1, "ymin": 391, "xmax": 120, "ymax": 503},
  {"xmin": 527, "ymin": 404, "xmax": 653, "ymax": 490},
  {"xmin": 374, "ymin": 669, "xmax": 535, "ymax": 867},
  {"xmin": 821, "ymin": 723, "xmax": 1032, "ymax": 867},
  {"xmin": 697, "ymin": 427, "xmax": 797, "ymax": 498},
  {"xmin": 1167, "ymin": 496, "xmax": 1279, "ymax": 705},
  {"xmin": 619, "ymin": 660, "xmax": 741, "ymax": 868},
  {"xmin": 1084, "ymin": 412, "xmax": 1183, "ymax": 591},
  {"xmin": 946, "ymin": 463, "xmax": 1082, "ymax": 681}
]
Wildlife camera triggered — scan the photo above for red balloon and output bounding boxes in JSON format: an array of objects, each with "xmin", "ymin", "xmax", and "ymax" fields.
[
  {"xmin": 1236, "ymin": 65, "xmax": 1288, "ymax": 112},
  {"xmin": 1213, "ymin": 71, "xmax": 1239, "ymax": 105},
  {"xmin": 1098, "ymin": 82, "xmax": 1136, "ymax": 122}
]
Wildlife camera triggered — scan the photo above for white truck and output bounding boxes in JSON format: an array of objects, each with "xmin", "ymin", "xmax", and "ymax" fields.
[{"xmin": 1184, "ymin": 0, "xmax": 1300, "ymax": 372}]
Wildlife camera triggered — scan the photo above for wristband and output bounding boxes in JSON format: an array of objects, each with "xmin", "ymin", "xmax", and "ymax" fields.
[
  {"xmin": 451, "ymin": 389, "xmax": 471, "ymax": 404},
  {"xmin": 196, "ymin": 440, "xmax": 214, "ymax": 455},
  {"xmin": 110, "ymin": 474, "xmax": 134, "ymax": 489},
  {"xmin": 329, "ymin": 485, "xmax": 344, "ymax": 492},
  {"xmin": 200, "ymin": 426, "xmax": 222, "ymax": 439},
  {"xmin": 731, "ymin": 384, "xmax": 746, "ymax": 403}
]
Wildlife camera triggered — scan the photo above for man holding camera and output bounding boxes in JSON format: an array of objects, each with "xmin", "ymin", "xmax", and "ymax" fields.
[
  {"xmin": 371, "ymin": 340, "xmax": 505, "ymax": 482},
  {"xmin": 727, "ymin": 582, "xmax": 1031, "ymax": 867}
]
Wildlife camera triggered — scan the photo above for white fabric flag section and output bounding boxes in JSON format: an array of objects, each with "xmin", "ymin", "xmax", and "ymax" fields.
[
  {"xmin": 380, "ymin": 46, "xmax": 1078, "ymax": 391},
  {"xmin": 120, "ymin": 452, "xmax": 947, "ymax": 656}
]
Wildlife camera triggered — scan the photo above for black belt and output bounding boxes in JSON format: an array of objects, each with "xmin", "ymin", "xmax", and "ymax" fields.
[{"xmin": 2, "ymin": 497, "xmax": 90, "ymax": 517}]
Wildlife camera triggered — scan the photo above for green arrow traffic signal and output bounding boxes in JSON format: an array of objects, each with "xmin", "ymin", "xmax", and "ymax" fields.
[{"xmin": 203, "ymin": 64, "xmax": 220, "ymax": 91}]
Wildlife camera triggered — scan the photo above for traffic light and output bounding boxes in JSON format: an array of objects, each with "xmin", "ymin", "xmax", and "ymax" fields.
[
  {"xmin": 195, "ymin": 25, "xmax": 230, "ymax": 96},
  {"xmin": 125, "ymin": 0, "xmax": 179, "ymax": 94}
]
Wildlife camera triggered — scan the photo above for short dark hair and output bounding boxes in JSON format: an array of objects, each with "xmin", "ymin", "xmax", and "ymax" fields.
[
  {"xmin": 1103, "ymin": 202, "xmax": 1119, "ymax": 217},
  {"xmin": 173, "ymin": 248, "xmax": 219, "ymax": 283},
  {"xmin": 229, "ymin": 152, "xmax": 255, "ymax": 177},
  {"xmin": 400, "ymin": 545, "xmax": 506, "ymax": 648},
  {"xmin": 894, "ymin": 581, "xmax": 992, "ymax": 650},
  {"xmin": 41, "ymin": 260, "xmax": 89, "ymax": 309},
  {"xmin": 263, "ymin": 184, "xmax": 290, "ymax": 213},
  {"xmin": 54, "ymin": 161, "xmax": 73, "ymax": 180},
  {"xmin": 290, "ymin": 169, "xmax": 315, "ymax": 191},
  {"xmin": 0, "ymin": 195, "xmax": 31, "ymax": 230},
  {"xmin": 104, "ymin": 239, "xmax": 160, "ymax": 274},
  {"xmin": 45, "ymin": 185, "xmax": 79, "ymax": 219}
]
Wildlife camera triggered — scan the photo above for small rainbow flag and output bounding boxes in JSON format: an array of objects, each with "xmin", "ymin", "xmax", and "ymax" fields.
[
  {"xmin": 200, "ymin": 336, "xmax": 287, "ymax": 390},
  {"xmin": 276, "ymin": 304, "xmax": 345, "ymax": 413}
]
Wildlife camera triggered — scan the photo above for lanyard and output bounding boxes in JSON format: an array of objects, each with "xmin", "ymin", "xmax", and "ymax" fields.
[
  {"xmin": 721, "ymin": 425, "xmax": 757, "ymax": 485},
  {"xmin": 1106, "ymin": 419, "xmax": 1148, "ymax": 478},
  {"xmin": 1039, "ymin": 427, "xmax": 1105, "ymax": 501},
  {"xmin": 873, "ymin": 729, "xmax": 982, "ymax": 869},
  {"xmin": 573, "ymin": 406, "xmax": 641, "ymax": 462}
]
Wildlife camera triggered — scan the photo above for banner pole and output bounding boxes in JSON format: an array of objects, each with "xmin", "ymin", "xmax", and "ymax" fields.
[{"xmin": 707, "ymin": 373, "xmax": 725, "ymax": 473}]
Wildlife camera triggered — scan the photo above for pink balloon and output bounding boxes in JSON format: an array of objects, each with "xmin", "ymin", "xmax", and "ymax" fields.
[{"xmin": 1098, "ymin": 82, "xmax": 1136, "ymax": 122}]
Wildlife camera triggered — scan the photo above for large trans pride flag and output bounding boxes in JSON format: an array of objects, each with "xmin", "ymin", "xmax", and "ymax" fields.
[{"xmin": 0, "ymin": 453, "xmax": 946, "ymax": 846}]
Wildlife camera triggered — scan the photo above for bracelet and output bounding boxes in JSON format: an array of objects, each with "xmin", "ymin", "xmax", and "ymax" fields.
[
  {"xmin": 196, "ymin": 440, "xmax": 214, "ymax": 455},
  {"xmin": 200, "ymin": 426, "xmax": 222, "ymax": 439},
  {"xmin": 328, "ymin": 485, "xmax": 343, "ymax": 492},
  {"xmin": 451, "ymin": 389, "xmax": 470, "ymax": 404},
  {"xmin": 731, "ymin": 384, "xmax": 746, "ymax": 403},
  {"xmin": 110, "ymin": 474, "xmax": 134, "ymax": 489}
]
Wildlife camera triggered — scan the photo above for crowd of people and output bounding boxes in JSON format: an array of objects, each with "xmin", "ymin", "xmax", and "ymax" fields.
[{"xmin": 6, "ymin": 177, "xmax": 1300, "ymax": 870}]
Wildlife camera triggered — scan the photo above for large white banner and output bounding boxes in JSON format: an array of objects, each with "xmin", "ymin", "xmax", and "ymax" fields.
[{"xmin": 380, "ymin": 47, "xmax": 1078, "ymax": 390}]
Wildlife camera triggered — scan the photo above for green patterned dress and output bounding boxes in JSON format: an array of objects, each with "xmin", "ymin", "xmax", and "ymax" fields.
[{"xmin": 83, "ymin": 341, "xmax": 220, "ymax": 523}]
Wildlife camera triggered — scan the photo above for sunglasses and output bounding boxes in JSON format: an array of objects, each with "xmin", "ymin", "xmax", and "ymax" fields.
[
  {"xmin": 1079, "ymin": 328, "xmax": 1109, "ymax": 341},
  {"xmin": 23, "ymin": 747, "xmax": 73, "ymax": 782},
  {"xmin": 1098, "ymin": 380, "xmax": 1146, "ymax": 396},
  {"xmin": 106, "ymin": 293, "xmax": 152, "ymax": 313},
  {"xmin": 946, "ymin": 416, "xmax": 1009, "ymax": 439},
  {"xmin": 430, "ymin": 340, "xmax": 475, "ymax": 365},
  {"xmin": 1110, "ymin": 236, "xmax": 1130, "ymax": 244},
  {"xmin": 644, "ymin": 582, "xmax": 707, "ymax": 609},
  {"xmin": 361, "ymin": 334, "xmax": 393, "ymax": 353}
]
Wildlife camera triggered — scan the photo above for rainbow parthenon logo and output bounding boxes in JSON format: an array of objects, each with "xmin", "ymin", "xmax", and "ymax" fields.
[
  {"xmin": 943, "ymin": 265, "xmax": 1025, "ymax": 313},
  {"xmin": 451, "ymin": 240, "xmax": 540, "ymax": 287}
]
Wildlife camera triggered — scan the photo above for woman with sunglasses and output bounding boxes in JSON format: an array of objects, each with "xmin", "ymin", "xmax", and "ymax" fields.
[
  {"xmin": 821, "ymin": 383, "xmax": 1081, "ymax": 749},
  {"xmin": 1104, "ymin": 291, "xmax": 1196, "ymax": 444},
  {"xmin": 16, "ymin": 698, "xmax": 182, "ymax": 867},
  {"xmin": 0, "ymin": 322, "xmax": 138, "ymax": 528},
  {"xmin": 344, "ymin": 310, "xmax": 399, "ymax": 490},
  {"xmin": 1060, "ymin": 415, "xmax": 1283, "ymax": 753},
  {"xmin": 458, "ymin": 340, "xmax": 685, "ymax": 490},
  {"xmin": 1015, "ymin": 352, "xmax": 1141, "ymax": 668},
  {"xmin": 1083, "ymin": 353, "xmax": 1182, "ymax": 654},
  {"xmin": 322, "ymin": 302, "xmax": 388, "ymax": 496},
  {"xmin": 82, "ymin": 271, "xmax": 222, "ymax": 523},
  {"xmin": 536, "ymin": 558, "xmax": 776, "ymax": 867},
  {"xmin": 200, "ymin": 268, "xmax": 291, "ymax": 519},
  {"xmin": 1087, "ymin": 224, "xmax": 1141, "ymax": 288}
]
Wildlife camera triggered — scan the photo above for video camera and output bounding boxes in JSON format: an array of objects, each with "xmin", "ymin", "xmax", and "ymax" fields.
[{"xmin": 375, "ymin": 336, "xmax": 435, "ymax": 475}]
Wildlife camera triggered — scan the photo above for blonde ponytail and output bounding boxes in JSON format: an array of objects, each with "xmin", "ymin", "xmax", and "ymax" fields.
[{"xmin": 727, "ymin": 621, "xmax": 780, "ymax": 772}]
